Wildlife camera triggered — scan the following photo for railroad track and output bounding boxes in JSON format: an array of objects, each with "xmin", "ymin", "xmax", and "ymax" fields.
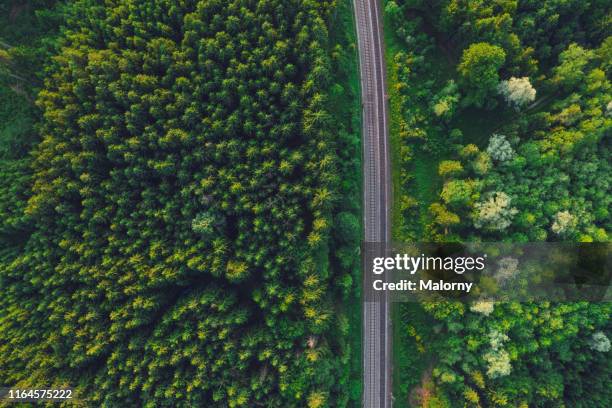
[{"xmin": 353, "ymin": 0, "xmax": 392, "ymax": 406}]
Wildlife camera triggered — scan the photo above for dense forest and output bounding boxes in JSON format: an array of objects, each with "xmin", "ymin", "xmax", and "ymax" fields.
[
  {"xmin": 0, "ymin": 0, "xmax": 362, "ymax": 406},
  {"xmin": 2, "ymin": 0, "xmax": 610, "ymax": 406},
  {"xmin": 385, "ymin": 0, "xmax": 611, "ymax": 406}
]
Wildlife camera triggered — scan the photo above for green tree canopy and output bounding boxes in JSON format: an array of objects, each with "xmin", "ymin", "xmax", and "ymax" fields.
[{"xmin": 458, "ymin": 42, "xmax": 506, "ymax": 108}]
